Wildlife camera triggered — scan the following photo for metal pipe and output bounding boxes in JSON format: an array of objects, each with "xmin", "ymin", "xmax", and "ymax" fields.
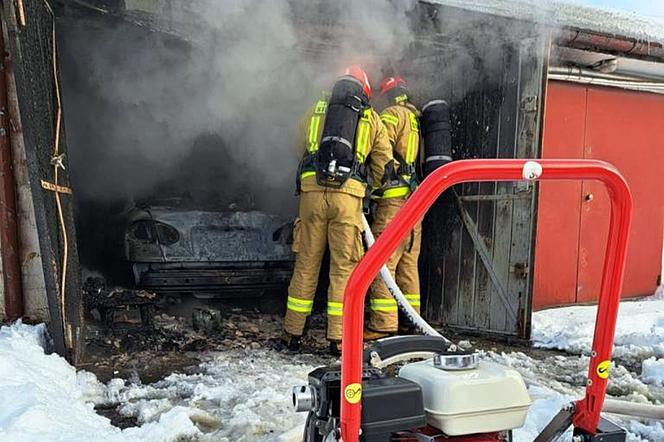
[
  {"xmin": 603, "ymin": 399, "xmax": 664, "ymax": 420},
  {"xmin": 558, "ymin": 29, "xmax": 664, "ymax": 63},
  {"xmin": 0, "ymin": 16, "xmax": 23, "ymax": 321},
  {"xmin": 549, "ymin": 66, "xmax": 664, "ymax": 94},
  {"xmin": 339, "ymin": 159, "xmax": 632, "ymax": 442},
  {"xmin": 549, "ymin": 66, "xmax": 663, "ymax": 83}
]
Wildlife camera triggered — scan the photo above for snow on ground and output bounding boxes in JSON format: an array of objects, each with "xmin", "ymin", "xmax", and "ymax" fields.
[
  {"xmin": 532, "ymin": 291, "xmax": 664, "ymax": 365},
  {"xmin": 503, "ymin": 290, "xmax": 664, "ymax": 441},
  {"xmin": 3, "ymin": 290, "xmax": 664, "ymax": 442},
  {"xmin": 106, "ymin": 348, "xmax": 319, "ymax": 441},
  {"xmin": 642, "ymin": 358, "xmax": 664, "ymax": 387},
  {"xmin": 0, "ymin": 321, "xmax": 203, "ymax": 442},
  {"xmin": 0, "ymin": 321, "xmax": 315, "ymax": 442},
  {"xmin": 487, "ymin": 350, "xmax": 664, "ymax": 442}
]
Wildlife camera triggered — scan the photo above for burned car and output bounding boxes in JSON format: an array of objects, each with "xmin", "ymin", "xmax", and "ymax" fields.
[{"xmin": 124, "ymin": 205, "xmax": 294, "ymax": 298}]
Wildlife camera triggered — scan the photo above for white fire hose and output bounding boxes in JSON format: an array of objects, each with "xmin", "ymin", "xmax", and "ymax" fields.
[{"xmin": 362, "ymin": 214, "xmax": 450, "ymax": 343}]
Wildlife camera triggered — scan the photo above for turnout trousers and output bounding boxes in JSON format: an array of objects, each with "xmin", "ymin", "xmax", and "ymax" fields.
[
  {"xmin": 284, "ymin": 190, "xmax": 364, "ymax": 341},
  {"xmin": 368, "ymin": 198, "xmax": 422, "ymax": 333}
]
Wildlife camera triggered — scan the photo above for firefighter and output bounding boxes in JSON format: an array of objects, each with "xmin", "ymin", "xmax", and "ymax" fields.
[
  {"xmin": 283, "ymin": 66, "xmax": 393, "ymax": 355},
  {"xmin": 365, "ymin": 76, "xmax": 423, "ymax": 340}
]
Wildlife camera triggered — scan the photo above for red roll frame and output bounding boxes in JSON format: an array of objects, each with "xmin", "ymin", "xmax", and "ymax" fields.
[{"xmin": 339, "ymin": 159, "xmax": 632, "ymax": 441}]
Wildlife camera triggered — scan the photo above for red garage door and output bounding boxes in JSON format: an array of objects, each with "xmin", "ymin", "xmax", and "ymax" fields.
[{"xmin": 534, "ymin": 82, "xmax": 664, "ymax": 309}]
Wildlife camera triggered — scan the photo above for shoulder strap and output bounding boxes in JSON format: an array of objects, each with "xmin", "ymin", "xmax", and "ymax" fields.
[
  {"xmin": 307, "ymin": 99, "xmax": 328, "ymax": 153},
  {"xmin": 355, "ymin": 108, "xmax": 372, "ymax": 164}
]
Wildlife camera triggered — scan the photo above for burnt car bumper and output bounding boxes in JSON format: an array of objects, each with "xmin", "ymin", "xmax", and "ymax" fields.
[{"xmin": 131, "ymin": 261, "xmax": 293, "ymax": 297}]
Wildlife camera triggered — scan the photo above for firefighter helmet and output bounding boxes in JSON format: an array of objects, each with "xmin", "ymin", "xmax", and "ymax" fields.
[
  {"xmin": 379, "ymin": 76, "xmax": 407, "ymax": 96},
  {"xmin": 343, "ymin": 65, "xmax": 372, "ymax": 100}
]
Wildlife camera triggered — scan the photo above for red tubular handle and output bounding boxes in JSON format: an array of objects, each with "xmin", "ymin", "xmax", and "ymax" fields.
[{"xmin": 339, "ymin": 159, "xmax": 632, "ymax": 441}]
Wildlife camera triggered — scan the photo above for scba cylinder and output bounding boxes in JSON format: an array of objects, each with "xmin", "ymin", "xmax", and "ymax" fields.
[{"xmin": 421, "ymin": 99, "xmax": 453, "ymax": 177}]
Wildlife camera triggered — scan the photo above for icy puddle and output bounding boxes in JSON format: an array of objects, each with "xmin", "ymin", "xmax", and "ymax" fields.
[{"xmin": 103, "ymin": 348, "xmax": 320, "ymax": 441}]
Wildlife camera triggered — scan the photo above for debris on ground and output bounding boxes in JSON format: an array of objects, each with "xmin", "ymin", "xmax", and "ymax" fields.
[{"xmin": 3, "ymin": 291, "xmax": 664, "ymax": 441}]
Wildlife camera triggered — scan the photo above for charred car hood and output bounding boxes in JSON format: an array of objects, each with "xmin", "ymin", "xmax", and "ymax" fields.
[{"xmin": 125, "ymin": 207, "xmax": 294, "ymax": 263}]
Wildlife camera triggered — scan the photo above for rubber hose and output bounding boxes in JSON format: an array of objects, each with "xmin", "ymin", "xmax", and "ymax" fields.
[{"xmin": 362, "ymin": 214, "xmax": 449, "ymax": 342}]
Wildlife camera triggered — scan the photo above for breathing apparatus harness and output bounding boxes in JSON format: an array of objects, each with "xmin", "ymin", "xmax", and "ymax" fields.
[
  {"xmin": 297, "ymin": 76, "xmax": 373, "ymax": 194},
  {"xmin": 374, "ymin": 92, "xmax": 421, "ymax": 201}
]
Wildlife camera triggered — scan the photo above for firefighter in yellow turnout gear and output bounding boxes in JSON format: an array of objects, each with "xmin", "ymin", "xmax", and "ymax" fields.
[
  {"xmin": 366, "ymin": 76, "xmax": 423, "ymax": 339},
  {"xmin": 283, "ymin": 66, "xmax": 392, "ymax": 354}
]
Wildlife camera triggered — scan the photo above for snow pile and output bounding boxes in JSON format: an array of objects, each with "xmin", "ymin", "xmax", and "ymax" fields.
[
  {"xmin": 0, "ymin": 321, "xmax": 122, "ymax": 442},
  {"xmin": 652, "ymin": 285, "xmax": 664, "ymax": 301},
  {"xmin": 429, "ymin": 0, "xmax": 664, "ymax": 44},
  {"xmin": 0, "ymin": 321, "xmax": 212, "ymax": 442},
  {"xmin": 627, "ymin": 420, "xmax": 664, "ymax": 442},
  {"xmin": 641, "ymin": 357, "xmax": 664, "ymax": 387},
  {"xmin": 532, "ymin": 296, "xmax": 664, "ymax": 363},
  {"xmin": 513, "ymin": 385, "xmax": 573, "ymax": 442}
]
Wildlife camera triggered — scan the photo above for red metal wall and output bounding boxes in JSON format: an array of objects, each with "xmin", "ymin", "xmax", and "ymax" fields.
[{"xmin": 534, "ymin": 82, "xmax": 664, "ymax": 309}]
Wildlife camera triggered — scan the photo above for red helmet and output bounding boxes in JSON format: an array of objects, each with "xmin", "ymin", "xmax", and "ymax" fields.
[
  {"xmin": 343, "ymin": 65, "xmax": 372, "ymax": 99},
  {"xmin": 379, "ymin": 76, "xmax": 407, "ymax": 96}
]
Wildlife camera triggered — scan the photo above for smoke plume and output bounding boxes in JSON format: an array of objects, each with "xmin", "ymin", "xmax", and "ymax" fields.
[{"xmin": 60, "ymin": 0, "xmax": 420, "ymax": 215}]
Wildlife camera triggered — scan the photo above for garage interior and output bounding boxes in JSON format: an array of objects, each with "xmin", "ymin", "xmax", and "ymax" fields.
[{"xmin": 52, "ymin": 0, "xmax": 546, "ymax": 349}]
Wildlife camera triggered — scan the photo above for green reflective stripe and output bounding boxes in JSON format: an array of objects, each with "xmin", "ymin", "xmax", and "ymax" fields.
[
  {"xmin": 371, "ymin": 299, "xmax": 398, "ymax": 306},
  {"xmin": 300, "ymin": 171, "xmax": 316, "ymax": 180},
  {"xmin": 406, "ymin": 113, "xmax": 419, "ymax": 164},
  {"xmin": 382, "ymin": 186, "xmax": 410, "ymax": 199},
  {"xmin": 370, "ymin": 298, "xmax": 398, "ymax": 312},
  {"xmin": 406, "ymin": 133, "xmax": 418, "ymax": 164},
  {"xmin": 395, "ymin": 94, "xmax": 408, "ymax": 104},
  {"xmin": 327, "ymin": 301, "xmax": 344, "ymax": 316},
  {"xmin": 314, "ymin": 99, "xmax": 328, "ymax": 115},
  {"xmin": 287, "ymin": 296, "xmax": 314, "ymax": 313},
  {"xmin": 308, "ymin": 114, "xmax": 322, "ymax": 153},
  {"xmin": 408, "ymin": 112, "xmax": 419, "ymax": 132},
  {"xmin": 355, "ymin": 109, "xmax": 371, "ymax": 163},
  {"xmin": 380, "ymin": 114, "xmax": 399, "ymax": 126},
  {"xmin": 405, "ymin": 293, "xmax": 421, "ymax": 307}
]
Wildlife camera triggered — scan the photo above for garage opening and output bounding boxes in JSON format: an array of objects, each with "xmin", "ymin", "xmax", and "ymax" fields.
[{"xmin": 6, "ymin": 0, "xmax": 547, "ymax": 357}]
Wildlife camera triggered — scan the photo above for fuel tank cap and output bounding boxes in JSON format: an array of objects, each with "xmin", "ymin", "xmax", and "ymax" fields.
[{"xmin": 433, "ymin": 351, "xmax": 479, "ymax": 370}]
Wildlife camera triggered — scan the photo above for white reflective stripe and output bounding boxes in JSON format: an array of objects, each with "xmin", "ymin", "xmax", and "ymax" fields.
[{"xmin": 425, "ymin": 155, "xmax": 453, "ymax": 163}]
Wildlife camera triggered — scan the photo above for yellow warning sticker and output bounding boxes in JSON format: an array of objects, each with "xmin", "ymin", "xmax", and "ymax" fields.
[
  {"xmin": 597, "ymin": 360, "xmax": 611, "ymax": 379},
  {"xmin": 344, "ymin": 383, "xmax": 362, "ymax": 404}
]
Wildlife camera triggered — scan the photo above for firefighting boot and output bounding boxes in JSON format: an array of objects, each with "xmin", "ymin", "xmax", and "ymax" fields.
[
  {"xmin": 329, "ymin": 340, "xmax": 342, "ymax": 357},
  {"xmin": 363, "ymin": 329, "xmax": 394, "ymax": 342},
  {"xmin": 280, "ymin": 332, "xmax": 302, "ymax": 351},
  {"xmin": 398, "ymin": 324, "xmax": 417, "ymax": 335}
]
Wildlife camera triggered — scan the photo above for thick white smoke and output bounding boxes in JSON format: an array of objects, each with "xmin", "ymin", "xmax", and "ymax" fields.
[{"xmin": 60, "ymin": 0, "xmax": 420, "ymax": 215}]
